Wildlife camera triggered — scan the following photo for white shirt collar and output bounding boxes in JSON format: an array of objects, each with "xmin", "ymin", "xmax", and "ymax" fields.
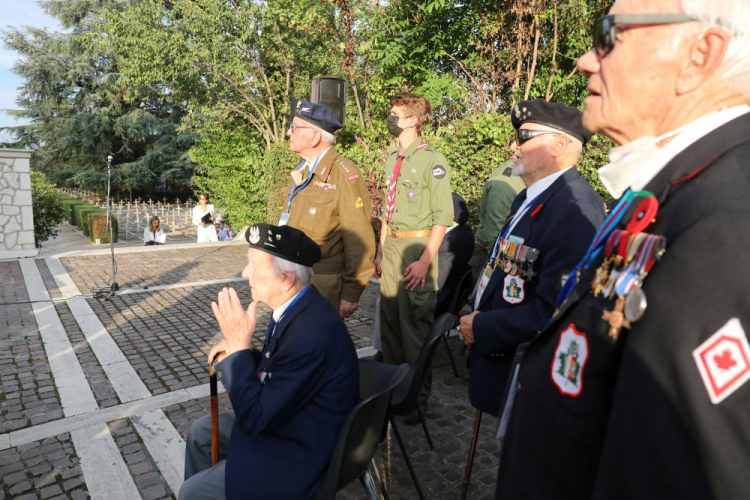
[
  {"xmin": 272, "ymin": 287, "xmax": 306, "ymax": 323},
  {"xmin": 505, "ymin": 166, "xmax": 572, "ymax": 236},
  {"xmin": 599, "ymin": 105, "xmax": 750, "ymax": 198}
]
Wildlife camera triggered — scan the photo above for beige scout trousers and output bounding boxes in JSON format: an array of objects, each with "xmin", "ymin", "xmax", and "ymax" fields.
[{"xmin": 379, "ymin": 236, "xmax": 438, "ymax": 412}]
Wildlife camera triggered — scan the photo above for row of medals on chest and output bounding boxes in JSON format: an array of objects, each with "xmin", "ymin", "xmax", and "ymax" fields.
[
  {"xmin": 590, "ymin": 229, "xmax": 666, "ymax": 340},
  {"xmin": 492, "ymin": 237, "xmax": 541, "ymax": 280}
]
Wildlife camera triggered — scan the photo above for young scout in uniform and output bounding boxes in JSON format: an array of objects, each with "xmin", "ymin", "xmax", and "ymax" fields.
[
  {"xmin": 282, "ymin": 99, "xmax": 375, "ymax": 318},
  {"xmin": 375, "ymin": 93, "xmax": 453, "ymax": 424},
  {"xmin": 495, "ymin": 1, "xmax": 750, "ymax": 499},
  {"xmin": 468, "ymin": 157, "xmax": 525, "ymax": 284}
]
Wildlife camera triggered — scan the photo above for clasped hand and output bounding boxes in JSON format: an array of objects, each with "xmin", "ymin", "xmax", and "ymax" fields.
[{"xmin": 208, "ymin": 287, "xmax": 257, "ymax": 365}]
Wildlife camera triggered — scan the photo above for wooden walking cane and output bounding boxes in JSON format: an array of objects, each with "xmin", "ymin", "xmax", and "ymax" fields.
[
  {"xmin": 460, "ymin": 410, "xmax": 483, "ymax": 500},
  {"xmin": 209, "ymin": 356, "xmax": 220, "ymax": 466}
]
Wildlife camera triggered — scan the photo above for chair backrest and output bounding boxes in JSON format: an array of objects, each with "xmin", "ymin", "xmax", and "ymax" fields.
[
  {"xmin": 447, "ymin": 269, "xmax": 474, "ymax": 317},
  {"xmin": 313, "ymin": 362, "xmax": 409, "ymax": 500},
  {"xmin": 390, "ymin": 312, "xmax": 456, "ymax": 414}
]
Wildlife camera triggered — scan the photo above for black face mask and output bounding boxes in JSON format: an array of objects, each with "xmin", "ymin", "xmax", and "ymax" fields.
[{"xmin": 386, "ymin": 115, "xmax": 404, "ymax": 137}]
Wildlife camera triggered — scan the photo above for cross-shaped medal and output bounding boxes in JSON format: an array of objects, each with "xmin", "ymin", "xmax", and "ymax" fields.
[{"xmin": 601, "ymin": 297, "xmax": 631, "ymax": 340}]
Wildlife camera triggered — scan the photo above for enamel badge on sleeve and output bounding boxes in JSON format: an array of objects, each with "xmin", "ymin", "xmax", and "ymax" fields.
[{"xmin": 693, "ymin": 318, "xmax": 750, "ymax": 404}]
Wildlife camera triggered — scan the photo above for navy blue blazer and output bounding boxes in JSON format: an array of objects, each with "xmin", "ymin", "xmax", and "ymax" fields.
[
  {"xmin": 217, "ymin": 285, "xmax": 359, "ymax": 500},
  {"xmin": 469, "ymin": 167, "xmax": 604, "ymax": 415}
]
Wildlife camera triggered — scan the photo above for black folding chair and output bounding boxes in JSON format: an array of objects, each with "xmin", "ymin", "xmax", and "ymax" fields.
[
  {"xmin": 313, "ymin": 361, "xmax": 409, "ymax": 500},
  {"xmin": 386, "ymin": 312, "xmax": 456, "ymax": 500},
  {"xmin": 441, "ymin": 269, "xmax": 474, "ymax": 377}
]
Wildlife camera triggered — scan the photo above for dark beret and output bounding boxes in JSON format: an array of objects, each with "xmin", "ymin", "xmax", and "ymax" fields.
[
  {"xmin": 511, "ymin": 99, "xmax": 593, "ymax": 145},
  {"xmin": 291, "ymin": 99, "xmax": 343, "ymax": 134},
  {"xmin": 245, "ymin": 223, "xmax": 321, "ymax": 267},
  {"xmin": 452, "ymin": 192, "xmax": 469, "ymax": 225}
]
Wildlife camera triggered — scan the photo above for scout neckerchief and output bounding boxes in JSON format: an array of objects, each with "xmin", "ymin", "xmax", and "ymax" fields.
[{"xmin": 385, "ymin": 140, "xmax": 427, "ymax": 223}]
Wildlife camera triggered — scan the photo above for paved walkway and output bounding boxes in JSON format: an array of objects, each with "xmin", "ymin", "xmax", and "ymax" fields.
[{"xmin": 0, "ymin": 223, "xmax": 502, "ymax": 499}]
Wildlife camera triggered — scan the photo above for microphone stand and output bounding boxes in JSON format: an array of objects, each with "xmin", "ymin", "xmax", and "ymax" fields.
[{"xmin": 106, "ymin": 155, "xmax": 119, "ymax": 298}]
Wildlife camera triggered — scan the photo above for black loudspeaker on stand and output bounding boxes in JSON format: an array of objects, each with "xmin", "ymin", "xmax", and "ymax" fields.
[{"xmin": 310, "ymin": 77, "xmax": 346, "ymax": 126}]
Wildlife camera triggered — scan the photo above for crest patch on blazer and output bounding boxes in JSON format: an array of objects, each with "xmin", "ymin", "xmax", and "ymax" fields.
[{"xmin": 551, "ymin": 324, "xmax": 589, "ymax": 397}]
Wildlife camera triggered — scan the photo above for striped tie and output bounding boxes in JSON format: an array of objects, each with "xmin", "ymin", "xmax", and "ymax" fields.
[{"xmin": 385, "ymin": 154, "xmax": 405, "ymax": 223}]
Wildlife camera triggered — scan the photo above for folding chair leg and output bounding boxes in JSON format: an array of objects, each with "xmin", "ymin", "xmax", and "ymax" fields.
[
  {"xmin": 460, "ymin": 410, "xmax": 483, "ymax": 500},
  {"xmin": 443, "ymin": 333, "xmax": 460, "ymax": 378},
  {"xmin": 370, "ymin": 458, "xmax": 390, "ymax": 500},
  {"xmin": 389, "ymin": 416, "xmax": 426, "ymax": 500},
  {"xmin": 360, "ymin": 469, "xmax": 381, "ymax": 500},
  {"xmin": 415, "ymin": 406, "xmax": 434, "ymax": 450}
]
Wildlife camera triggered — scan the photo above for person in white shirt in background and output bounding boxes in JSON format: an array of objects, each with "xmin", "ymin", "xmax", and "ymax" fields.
[
  {"xmin": 144, "ymin": 216, "xmax": 167, "ymax": 245},
  {"xmin": 192, "ymin": 193, "xmax": 218, "ymax": 243}
]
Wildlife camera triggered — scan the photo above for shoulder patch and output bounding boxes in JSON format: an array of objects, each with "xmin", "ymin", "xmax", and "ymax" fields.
[
  {"xmin": 355, "ymin": 196, "xmax": 364, "ymax": 209},
  {"xmin": 348, "ymin": 173, "xmax": 360, "ymax": 182},
  {"xmin": 432, "ymin": 165, "xmax": 447, "ymax": 179},
  {"xmin": 693, "ymin": 318, "xmax": 750, "ymax": 404}
]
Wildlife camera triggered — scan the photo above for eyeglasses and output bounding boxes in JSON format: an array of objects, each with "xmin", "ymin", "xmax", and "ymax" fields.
[
  {"xmin": 515, "ymin": 129, "xmax": 561, "ymax": 145},
  {"xmin": 593, "ymin": 13, "xmax": 697, "ymax": 58},
  {"xmin": 289, "ymin": 123, "xmax": 315, "ymax": 133}
]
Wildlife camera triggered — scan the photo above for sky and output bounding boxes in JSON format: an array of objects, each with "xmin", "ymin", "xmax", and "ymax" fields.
[{"xmin": 0, "ymin": 1, "xmax": 62, "ymax": 143}]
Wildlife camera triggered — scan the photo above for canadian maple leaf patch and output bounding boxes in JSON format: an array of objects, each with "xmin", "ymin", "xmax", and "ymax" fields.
[{"xmin": 693, "ymin": 318, "xmax": 750, "ymax": 404}]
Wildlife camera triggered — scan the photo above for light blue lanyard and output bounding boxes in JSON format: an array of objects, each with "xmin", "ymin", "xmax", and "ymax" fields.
[
  {"xmin": 285, "ymin": 155, "xmax": 323, "ymax": 212},
  {"xmin": 270, "ymin": 286, "xmax": 310, "ymax": 337},
  {"xmin": 489, "ymin": 192, "xmax": 543, "ymax": 261}
]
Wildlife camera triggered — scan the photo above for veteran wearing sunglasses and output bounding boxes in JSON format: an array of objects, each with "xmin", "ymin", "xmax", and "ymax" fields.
[
  {"xmin": 456, "ymin": 99, "xmax": 603, "ymax": 463},
  {"xmin": 495, "ymin": 1, "xmax": 750, "ymax": 499}
]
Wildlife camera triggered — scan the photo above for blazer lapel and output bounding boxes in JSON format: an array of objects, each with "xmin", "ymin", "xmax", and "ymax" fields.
[{"xmin": 262, "ymin": 287, "xmax": 317, "ymax": 364}]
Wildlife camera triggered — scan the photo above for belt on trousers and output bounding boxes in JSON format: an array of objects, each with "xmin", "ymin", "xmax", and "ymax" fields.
[{"xmin": 386, "ymin": 227, "xmax": 431, "ymax": 238}]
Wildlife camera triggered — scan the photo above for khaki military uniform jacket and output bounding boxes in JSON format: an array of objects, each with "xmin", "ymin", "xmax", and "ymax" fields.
[{"xmin": 284, "ymin": 148, "xmax": 375, "ymax": 303}]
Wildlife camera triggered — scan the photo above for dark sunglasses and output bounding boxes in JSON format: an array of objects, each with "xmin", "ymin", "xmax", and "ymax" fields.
[
  {"xmin": 516, "ymin": 129, "xmax": 561, "ymax": 145},
  {"xmin": 593, "ymin": 13, "xmax": 697, "ymax": 58}
]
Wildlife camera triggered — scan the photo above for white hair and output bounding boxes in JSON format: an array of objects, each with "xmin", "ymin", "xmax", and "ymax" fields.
[
  {"xmin": 318, "ymin": 129, "xmax": 336, "ymax": 145},
  {"xmin": 271, "ymin": 255, "xmax": 314, "ymax": 286},
  {"xmin": 680, "ymin": 0, "xmax": 750, "ymax": 98}
]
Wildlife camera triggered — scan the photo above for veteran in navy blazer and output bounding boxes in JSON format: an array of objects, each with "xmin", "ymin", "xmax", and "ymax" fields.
[
  {"xmin": 458, "ymin": 99, "xmax": 605, "ymax": 416},
  {"xmin": 179, "ymin": 223, "xmax": 359, "ymax": 500}
]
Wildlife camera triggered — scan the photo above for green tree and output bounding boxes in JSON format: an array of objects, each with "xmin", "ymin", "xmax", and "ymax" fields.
[
  {"xmin": 2, "ymin": 0, "xmax": 196, "ymax": 196},
  {"xmin": 31, "ymin": 170, "xmax": 65, "ymax": 246}
]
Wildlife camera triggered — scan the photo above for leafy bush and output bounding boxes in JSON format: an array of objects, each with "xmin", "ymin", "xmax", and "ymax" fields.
[
  {"xmin": 63, "ymin": 199, "xmax": 86, "ymax": 222},
  {"xmin": 31, "ymin": 171, "xmax": 65, "ymax": 246},
  {"xmin": 90, "ymin": 214, "xmax": 118, "ymax": 243}
]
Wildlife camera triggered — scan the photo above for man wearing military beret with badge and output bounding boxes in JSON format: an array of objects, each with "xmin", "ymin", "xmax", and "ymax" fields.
[
  {"xmin": 495, "ymin": 1, "xmax": 750, "ymax": 498},
  {"xmin": 375, "ymin": 93, "xmax": 453, "ymax": 424},
  {"xmin": 282, "ymin": 99, "xmax": 375, "ymax": 318},
  {"xmin": 180, "ymin": 223, "xmax": 358, "ymax": 500},
  {"xmin": 456, "ymin": 100, "xmax": 604, "ymax": 475}
]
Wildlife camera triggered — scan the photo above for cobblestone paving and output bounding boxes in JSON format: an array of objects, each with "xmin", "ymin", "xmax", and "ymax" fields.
[
  {"xmin": 85, "ymin": 281, "xmax": 376, "ymax": 395},
  {"xmin": 36, "ymin": 259, "xmax": 62, "ymax": 299},
  {"xmin": 0, "ymin": 261, "xmax": 62, "ymax": 434},
  {"xmin": 61, "ymin": 245, "xmax": 246, "ymax": 292},
  {"xmin": 107, "ymin": 419, "xmax": 174, "ymax": 500},
  {"xmin": 55, "ymin": 303, "xmax": 121, "ymax": 408},
  {"xmin": 162, "ymin": 340, "xmax": 500, "ymax": 500},
  {"xmin": 0, "ymin": 432, "xmax": 89, "ymax": 499}
]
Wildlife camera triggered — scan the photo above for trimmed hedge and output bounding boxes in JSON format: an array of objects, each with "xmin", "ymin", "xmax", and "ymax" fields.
[
  {"xmin": 72, "ymin": 204, "xmax": 100, "ymax": 227},
  {"xmin": 90, "ymin": 214, "xmax": 118, "ymax": 244},
  {"xmin": 81, "ymin": 209, "xmax": 106, "ymax": 236},
  {"xmin": 63, "ymin": 200, "xmax": 87, "ymax": 223}
]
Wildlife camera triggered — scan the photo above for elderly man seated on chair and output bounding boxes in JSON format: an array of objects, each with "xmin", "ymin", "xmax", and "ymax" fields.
[{"xmin": 179, "ymin": 223, "xmax": 359, "ymax": 500}]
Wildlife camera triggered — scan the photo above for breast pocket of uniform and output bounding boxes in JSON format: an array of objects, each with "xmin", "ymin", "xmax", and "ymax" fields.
[
  {"xmin": 402, "ymin": 180, "xmax": 425, "ymax": 213},
  {"xmin": 296, "ymin": 191, "xmax": 337, "ymax": 237}
]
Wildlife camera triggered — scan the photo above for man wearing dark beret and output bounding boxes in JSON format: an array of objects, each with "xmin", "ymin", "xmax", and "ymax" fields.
[
  {"xmin": 281, "ymin": 99, "xmax": 375, "ymax": 320},
  {"xmin": 457, "ymin": 99, "xmax": 605, "ymax": 481},
  {"xmin": 179, "ymin": 223, "xmax": 359, "ymax": 500}
]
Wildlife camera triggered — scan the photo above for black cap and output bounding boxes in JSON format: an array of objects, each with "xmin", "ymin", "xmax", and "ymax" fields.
[
  {"xmin": 245, "ymin": 223, "xmax": 321, "ymax": 267},
  {"xmin": 452, "ymin": 192, "xmax": 468, "ymax": 225},
  {"xmin": 511, "ymin": 99, "xmax": 592, "ymax": 145},
  {"xmin": 291, "ymin": 99, "xmax": 343, "ymax": 134}
]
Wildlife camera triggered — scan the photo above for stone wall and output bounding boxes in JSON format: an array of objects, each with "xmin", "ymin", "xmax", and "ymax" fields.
[{"xmin": 0, "ymin": 149, "xmax": 36, "ymax": 259}]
